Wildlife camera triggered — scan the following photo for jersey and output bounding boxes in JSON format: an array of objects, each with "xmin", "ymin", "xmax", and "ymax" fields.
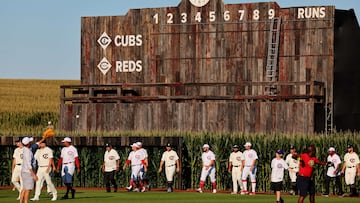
[
  {"xmin": 34, "ymin": 147, "xmax": 53, "ymax": 167},
  {"xmin": 60, "ymin": 145, "xmax": 79, "ymax": 164},
  {"xmin": 13, "ymin": 147, "xmax": 24, "ymax": 165},
  {"xmin": 202, "ymin": 150, "xmax": 215, "ymax": 166},
  {"xmin": 161, "ymin": 150, "xmax": 179, "ymax": 166},
  {"xmin": 298, "ymin": 153, "xmax": 320, "ymax": 177},
  {"xmin": 21, "ymin": 147, "xmax": 33, "ymax": 173},
  {"xmin": 285, "ymin": 153, "xmax": 299, "ymax": 169},
  {"xmin": 344, "ymin": 152, "xmax": 360, "ymax": 168},
  {"xmin": 242, "ymin": 149, "xmax": 258, "ymax": 167},
  {"xmin": 326, "ymin": 153, "xmax": 341, "ymax": 177},
  {"xmin": 271, "ymin": 158, "xmax": 288, "ymax": 182},
  {"xmin": 127, "ymin": 150, "xmax": 146, "ymax": 166},
  {"xmin": 104, "ymin": 149, "xmax": 120, "ymax": 172},
  {"xmin": 229, "ymin": 151, "xmax": 243, "ymax": 167},
  {"xmin": 139, "ymin": 148, "xmax": 148, "ymax": 158}
]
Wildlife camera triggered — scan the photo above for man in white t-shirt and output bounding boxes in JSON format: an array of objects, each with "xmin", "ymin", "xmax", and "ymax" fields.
[
  {"xmin": 341, "ymin": 144, "xmax": 360, "ymax": 197},
  {"xmin": 20, "ymin": 137, "xmax": 38, "ymax": 203},
  {"xmin": 12, "ymin": 138, "xmax": 23, "ymax": 200},
  {"xmin": 158, "ymin": 143, "xmax": 180, "ymax": 192},
  {"xmin": 228, "ymin": 144, "xmax": 243, "ymax": 194},
  {"xmin": 123, "ymin": 143, "xmax": 147, "ymax": 192},
  {"xmin": 56, "ymin": 137, "xmax": 80, "ymax": 200},
  {"xmin": 31, "ymin": 141, "xmax": 57, "ymax": 201},
  {"xmin": 241, "ymin": 142, "xmax": 258, "ymax": 195},
  {"xmin": 322, "ymin": 147, "xmax": 343, "ymax": 197},
  {"xmin": 285, "ymin": 145, "xmax": 299, "ymax": 195},
  {"xmin": 197, "ymin": 144, "xmax": 216, "ymax": 194},
  {"xmin": 271, "ymin": 149, "xmax": 289, "ymax": 203},
  {"xmin": 102, "ymin": 143, "xmax": 120, "ymax": 193}
]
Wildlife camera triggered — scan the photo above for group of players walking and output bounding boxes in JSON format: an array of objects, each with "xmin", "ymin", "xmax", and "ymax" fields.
[{"xmin": 11, "ymin": 135, "xmax": 360, "ymax": 203}]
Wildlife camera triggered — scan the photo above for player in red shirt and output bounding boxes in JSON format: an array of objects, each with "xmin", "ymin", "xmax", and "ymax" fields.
[{"xmin": 293, "ymin": 145, "xmax": 325, "ymax": 203}]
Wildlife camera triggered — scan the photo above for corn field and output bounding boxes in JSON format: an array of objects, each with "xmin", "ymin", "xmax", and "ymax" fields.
[{"xmin": 0, "ymin": 132, "xmax": 359, "ymax": 193}]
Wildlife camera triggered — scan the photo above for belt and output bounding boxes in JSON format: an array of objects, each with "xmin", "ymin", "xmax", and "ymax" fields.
[
  {"xmin": 347, "ymin": 166, "xmax": 355, "ymax": 168},
  {"xmin": 233, "ymin": 165, "xmax": 241, "ymax": 167},
  {"xmin": 39, "ymin": 166, "xmax": 48, "ymax": 167},
  {"xmin": 166, "ymin": 164, "xmax": 175, "ymax": 167},
  {"xmin": 245, "ymin": 165, "xmax": 252, "ymax": 167},
  {"xmin": 131, "ymin": 164, "xmax": 141, "ymax": 166},
  {"xmin": 63, "ymin": 162, "xmax": 73, "ymax": 165},
  {"xmin": 16, "ymin": 164, "xmax": 21, "ymax": 166},
  {"xmin": 290, "ymin": 167, "xmax": 298, "ymax": 169}
]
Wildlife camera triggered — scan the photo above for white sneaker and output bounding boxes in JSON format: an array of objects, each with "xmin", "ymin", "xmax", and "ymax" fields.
[
  {"xmin": 196, "ymin": 188, "xmax": 203, "ymax": 193},
  {"xmin": 16, "ymin": 197, "xmax": 20, "ymax": 200},
  {"xmin": 126, "ymin": 185, "xmax": 132, "ymax": 190},
  {"xmin": 133, "ymin": 188, "xmax": 139, "ymax": 192},
  {"xmin": 212, "ymin": 189, "xmax": 217, "ymax": 193},
  {"xmin": 240, "ymin": 190, "xmax": 248, "ymax": 195},
  {"xmin": 51, "ymin": 195, "xmax": 57, "ymax": 201},
  {"xmin": 141, "ymin": 187, "xmax": 146, "ymax": 192},
  {"xmin": 231, "ymin": 192, "xmax": 237, "ymax": 195},
  {"xmin": 30, "ymin": 197, "xmax": 39, "ymax": 201}
]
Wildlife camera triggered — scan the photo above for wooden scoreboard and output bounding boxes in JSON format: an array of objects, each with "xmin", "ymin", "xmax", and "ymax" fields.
[{"xmin": 60, "ymin": 0, "xmax": 360, "ymax": 134}]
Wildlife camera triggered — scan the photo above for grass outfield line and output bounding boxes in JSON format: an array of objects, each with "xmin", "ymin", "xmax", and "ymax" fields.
[{"xmin": 0, "ymin": 189, "xmax": 359, "ymax": 203}]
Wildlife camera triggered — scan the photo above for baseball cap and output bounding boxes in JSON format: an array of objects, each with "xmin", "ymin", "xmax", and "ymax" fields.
[
  {"xmin": 61, "ymin": 137, "xmax": 72, "ymax": 143},
  {"xmin": 347, "ymin": 144, "xmax": 353, "ymax": 148},
  {"xmin": 233, "ymin": 144, "xmax": 239, "ymax": 148},
  {"xmin": 15, "ymin": 137, "xmax": 23, "ymax": 143},
  {"xmin": 136, "ymin": 141, "xmax": 142, "ymax": 146},
  {"xmin": 290, "ymin": 145, "xmax": 295, "ymax": 149},
  {"xmin": 202, "ymin": 144, "xmax": 210, "ymax": 148},
  {"xmin": 276, "ymin": 149, "xmax": 284, "ymax": 155},
  {"xmin": 131, "ymin": 143, "xmax": 140, "ymax": 148},
  {"xmin": 105, "ymin": 143, "xmax": 111, "ymax": 148},
  {"xmin": 328, "ymin": 147, "xmax": 335, "ymax": 152},
  {"xmin": 166, "ymin": 143, "xmax": 172, "ymax": 147},
  {"xmin": 244, "ymin": 142, "xmax": 252, "ymax": 147},
  {"xmin": 29, "ymin": 137, "xmax": 34, "ymax": 142},
  {"xmin": 22, "ymin": 137, "xmax": 30, "ymax": 145}
]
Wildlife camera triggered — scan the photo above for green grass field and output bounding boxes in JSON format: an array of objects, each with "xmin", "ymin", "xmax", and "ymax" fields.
[{"xmin": 0, "ymin": 189, "xmax": 358, "ymax": 203}]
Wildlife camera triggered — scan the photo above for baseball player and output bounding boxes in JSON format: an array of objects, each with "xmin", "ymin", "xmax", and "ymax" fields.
[
  {"xmin": 270, "ymin": 149, "xmax": 289, "ymax": 203},
  {"xmin": 158, "ymin": 143, "xmax": 180, "ymax": 192},
  {"xmin": 285, "ymin": 145, "xmax": 299, "ymax": 195},
  {"xmin": 136, "ymin": 141, "xmax": 149, "ymax": 191},
  {"xmin": 123, "ymin": 143, "xmax": 147, "ymax": 192},
  {"xmin": 341, "ymin": 144, "xmax": 360, "ymax": 197},
  {"xmin": 30, "ymin": 141, "xmax": 57, "ymax": 201},
  {"xmin": 12, "ymin": 138, "xmax": 24, "ymax": 200},
  {"xmin": 56, "ymin": 137, "xmax": 80, "ymax": 199},
  {"xmin": 102, "ymin": 143, "xmax": 120, "ymax": 193},
  {"xmin": 20, "ymin": 137, "xmax": 38, "ymax": 203},
  {"xmin": 322, "ymin": 147, "xmax": 343, "ymax": 197},
  {"xmin": 241, "ymin": 142, "xmax": 258, "ymax": 195},
  {"xmin": 197, "ymin": 144, "xmax": 216, "ymax": 194},
  {"xmin": 228, "ymin": 144, "xmax": 243, "ymax": 194}
]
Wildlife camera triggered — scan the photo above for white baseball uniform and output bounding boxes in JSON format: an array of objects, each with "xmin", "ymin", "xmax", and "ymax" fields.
[
  {"xmin": 33, "ymin": 146, "xmax": 57, "ymax": 198},
  {"xmin": 21, "ymin": 147, "xmax": 34, "ymax": 190},
  {"xmin": 285, "ymin": 153, "xmax": 299, "ymax": 182},
  {"xmin": 12, "ymin": 147, "xmax": 23, "ymax": 193},
  {"xmin": 344, "ymin": 152, "xmax": 360, "ymax": 185},
  {"xmin": 161, "ymin": 150, "xmax": 179, "ymax": 181},
  {"xmin": 60, "ymin": 145, "xmax": 79, "ymax": 177},
  {"xmin": 138, "ymin": 148, "xmax": 148, "ymax": 179},
  {"xmin": 200, "ymin": 150, "xmax": 216, "ymax": 182},
  {"xmin": 271, "ymin": 158, "xmax": 288, "ymax": 182},
  {"xmin": 326, "ymin": 153, "xmax": 341, "ymax": 177},
  {"xmin": 229, "ymin": 151, "xmax": 243, "ymax": 193},
  {"xmin": 127, "ymin": 150, "xmax": 146, "ymax": 181},
  {"xmin": 104, "ymin": 149, "xmax": 120, "ymax": 172},
  {"xmin": 241, "ymin": 149, "xmax": 258, "ymax": 193}
]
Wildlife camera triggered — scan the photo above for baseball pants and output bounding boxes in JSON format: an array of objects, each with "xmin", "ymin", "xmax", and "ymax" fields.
[
  {"xmin": 34, "ymin": 167, "xmax": 57, "ymax": 198},
  {"xmin": 165, "ymin": 165, "xmax": 176, "ymax": 182},
  {"xmin": 242, "ymin": 166, "xmax": 257, "ymax": 192},
  {"xmin": 61, "ymin": 164, "xmax": 75, "ymax": 184},
  {"xmin": 232, "ymin": 166, "xmax": 243, "ymax": 193},
  {"xmin": 289, "ymin": 169, "xmax": 298, "ymax": 182},
  {"xmin": 131, "ymin": 165, "xmax": 142, "ymax": 181},
  {"xmin": 200, "ymin": 166, "xmax": 216, "ymax": 182},
  {"xmin": 11, "ymin": 165, "xmax": 22, "ymax": 192},
  {"xmin": 344, "ymin": 167, "xmax": 357, "ymax": 185}
]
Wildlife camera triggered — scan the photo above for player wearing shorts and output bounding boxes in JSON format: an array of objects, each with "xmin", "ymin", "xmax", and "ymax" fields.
[
  {"xmin": 123, "ymin": 143, "xmax": 147, "ymax": 192},
  {"xmin": 228, "ymin": 144, "xmax": 243, "ymax": 194},
  {"xmin": 30, "ymin": 141, "xmax": 57, "ymax": 201},
  {"xmin": 285, "ymin": 145, "xmax": 298, "ymax": 195},
  {"xmin": 102, "ymin": 143, "xmax": 120, "ymax": 193},
  {"xmin": 322, "ymin": 147, "xmax": 343, "ymax": 197},
  {"xmin": 271, "ymin": 149, "xmax": 289, "ymax": 203},
  {"xmin": 20, "ymin": 137, "xmax": 38, "ymax": 203},
  {"xmin": 341, "ymin": 144, "xmax": 360, "ymax": 197},
  {"xmin": 197, "ymin": 144, "xmax": 216, "ymax": 194},
  {"xmin": 12, "ymin": 138, "xmax": 24, "ymax": 200},
  {"xmin": 56, "ymin": 137, "xmax": 80, "ymax": 200},
  {"xmin": 241, "ymin": 142, "xmax": 258, "ymax": 195},
  {"xmin": 158, "ymin": 143, "xmax": 180, "ymax": 192},
  {"xmin": 293, "ymin": 145, "xmax": 325, "ymax": 203}
]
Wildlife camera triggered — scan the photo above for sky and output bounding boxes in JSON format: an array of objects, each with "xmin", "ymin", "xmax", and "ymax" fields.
[{"xmin": 0, "ymin": 0, "xmax": 359, "ymax": 80}]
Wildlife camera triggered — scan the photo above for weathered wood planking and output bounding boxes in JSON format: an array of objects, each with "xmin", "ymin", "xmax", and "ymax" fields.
[{"xmin": 60, "ymin": 102, "xmax": 316, "ymax": 134}]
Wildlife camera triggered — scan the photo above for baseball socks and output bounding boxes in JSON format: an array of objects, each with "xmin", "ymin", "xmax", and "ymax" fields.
[
  {"xmin": 212, "ymin": 182, "xmax": 217, "ymax": 193},
  {"xmin": 167, "ymin": 182, "xmax": 173, "ymax": 192}
]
